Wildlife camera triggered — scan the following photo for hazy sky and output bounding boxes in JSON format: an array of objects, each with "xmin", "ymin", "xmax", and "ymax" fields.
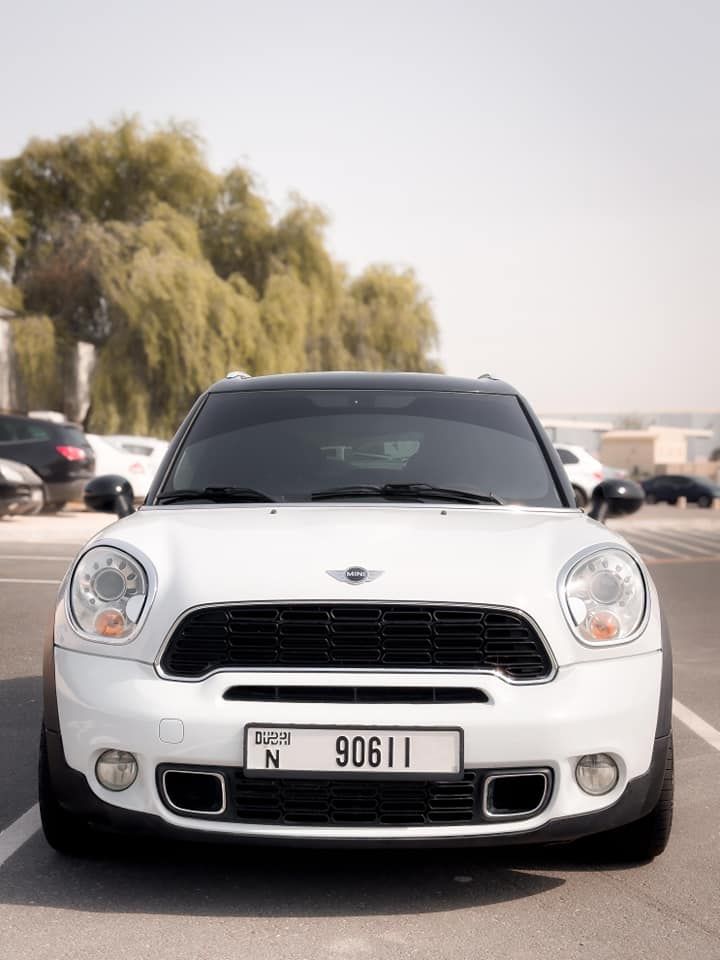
[{"xmin": 2, "ymin": 0, "xmax": 718, "ymax": 412}]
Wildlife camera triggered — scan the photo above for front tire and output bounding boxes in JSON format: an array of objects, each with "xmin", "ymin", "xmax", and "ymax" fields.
[
  {"xmin": 38, "ymin": 725, "xmax": 96, "ymax": 856},
  {"xmin": 591, "ymin": 737, "xmax": 674, "ymax": 862},
  {"xmin": 697, "ymin": 494, "xmax": 712, "ymax": 508}
]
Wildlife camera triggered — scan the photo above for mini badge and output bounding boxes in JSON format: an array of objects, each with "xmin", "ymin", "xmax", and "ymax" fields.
[{"xmin": 327, "ymin": 566, "xmax": 383, "ymax": 585}]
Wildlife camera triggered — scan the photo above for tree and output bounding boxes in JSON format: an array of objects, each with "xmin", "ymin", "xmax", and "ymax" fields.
[
  {"xmin": 199, "ymin": 167, "xmax": 273, "ymax": 292},
  {"xmin": 2, "ymin": 118, "xmax": 216, "ymax": 237},
  {"xmin": 1, "ymin": 119, "xmax": 441, "ymax": 434},
  {"xmin": 342, "ymin": 265, "xmax": 440, "ymax": 372}
]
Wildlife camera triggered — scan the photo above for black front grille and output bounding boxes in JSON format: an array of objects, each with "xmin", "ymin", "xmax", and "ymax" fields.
[
  {"xmin": 232, "ymin": 770, "xmax": 479, "ymax": 826},
  {"xmin": 160, "ymin": 604, "xmax": 552, "ymax": 681}
]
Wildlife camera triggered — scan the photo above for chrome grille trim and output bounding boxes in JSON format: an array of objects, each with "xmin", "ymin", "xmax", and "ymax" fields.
[{"xmin": 155, "ymin": 601, "xmax": 557, "ymax": 685}]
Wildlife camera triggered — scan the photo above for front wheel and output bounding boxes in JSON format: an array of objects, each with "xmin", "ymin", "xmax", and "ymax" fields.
[
  {"xmin": 697, "ymin": 495, "xmax": 712, "ymax": 509},
  {"xmin": 591, "ymin": 737, "xmax": 674, "ymax": 862},
  {"xmin": 38, "ymin": 725, "xmax": 96, "ymax": 856}
]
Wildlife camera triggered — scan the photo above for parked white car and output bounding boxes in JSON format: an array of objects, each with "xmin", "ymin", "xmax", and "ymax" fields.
[
  {"xmin": 86, "ymin": 435, "xmax": 165, "ymax": 500},
  {"xmin": 104, "ymin": 435, "xmax": 169, "ymax": 468},
  {"xmin": 554, "ymin": 444, "xmax": 605, "ymax": 508},
  {"xmin": 41, "ymin": 373, "xmax": 672, "ymax": 861}
]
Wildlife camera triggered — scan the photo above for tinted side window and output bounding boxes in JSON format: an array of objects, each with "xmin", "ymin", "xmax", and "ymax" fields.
[
  {"xmin": 556, "ymin": 448, "xmax": 579, "ymax": 465},
  {"xmin": 0, "ymin": 418, "xmax": 19, "ymax": 442},
  {"xmin": 17, "ymin": 420, "xmax": 51, "ymax": 441},
  {"xmin": 57, "ymin": 425, "xmax": 88, "ymax": 446}
]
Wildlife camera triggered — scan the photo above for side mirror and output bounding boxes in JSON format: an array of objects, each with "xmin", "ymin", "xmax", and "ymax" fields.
[
  {"xmin": 84, "ymin": 475, "xmax": 135, "ymax": 518},
  {"xmin": 588, "ymin": 479, "xmax": 645, "ymax": 523}
]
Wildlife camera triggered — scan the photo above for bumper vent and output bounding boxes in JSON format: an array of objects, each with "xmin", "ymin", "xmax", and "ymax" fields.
[
  {"xmin": 222, "ymin": 685, "xmax": 488, "ymax": 704},
  {"xmin": 156, "ymin": 765, "xmax": 554, "ymax": 826},
  {"xmin": 160, "ymin": 604, "xmax": 553, "ymax": 681},
  {"xmin": 233, "ymin": 772, "xmax": 477, "ymax": 826}
]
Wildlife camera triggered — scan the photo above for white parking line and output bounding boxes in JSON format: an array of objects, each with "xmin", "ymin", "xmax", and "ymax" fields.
[
  {"xmin": 0, "ymin": 578, "xmax": 62, "ymax": 585},
  {"xmin": 625, "ymin": 534, "xmax": 679, "ymax": 557},
  {"xmin": 673, "ymin": 699, "xmax": 720, "ymax": 751},
  {"xmin": 0, "ymin": 804, "xmax": 40, "ymax": 869},
  {"xmin": 0, "ymin": 555, "xmax": 73, "ymax": 562}
]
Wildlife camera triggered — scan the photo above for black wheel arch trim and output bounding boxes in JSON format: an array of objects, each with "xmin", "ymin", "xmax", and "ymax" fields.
[
  {"xmin": 655, "ymin": 607, "xmax": 673, "ymax": 739},
  {"xmin": 43, "ymin": 630, "xmax": 60, "ymax": 734}
]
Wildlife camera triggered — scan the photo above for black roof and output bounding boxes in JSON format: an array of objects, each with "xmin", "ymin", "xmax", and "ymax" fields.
[{"xmin": 209, "ymin": 371, "xmax": 519, "ymax": 395}]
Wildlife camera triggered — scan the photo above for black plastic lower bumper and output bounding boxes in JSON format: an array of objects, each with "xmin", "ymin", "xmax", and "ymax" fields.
[{"xmin": 45, "ymin": 730, "xmax": 671, "ymax": 849}]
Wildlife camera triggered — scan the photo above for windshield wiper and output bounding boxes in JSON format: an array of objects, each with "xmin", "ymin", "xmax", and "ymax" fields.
[
  {"xmin": 311, "ymin": 483, "xmax": 503, "ymax": 505},
  {"xmin": 156, "ymin": 486, "xmax": 275, "ymax": 505}
]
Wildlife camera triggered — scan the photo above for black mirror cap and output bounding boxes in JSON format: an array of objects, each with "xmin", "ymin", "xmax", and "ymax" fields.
[
  {"xmin": 588, "ymin": 479, "xmax": 645, "ymax": 521},
  {"xmin": 84, "ymin": 475, "xmax": 135, "ymax": 518}
]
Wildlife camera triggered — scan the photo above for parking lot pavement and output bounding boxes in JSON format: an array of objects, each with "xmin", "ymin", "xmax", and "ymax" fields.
[
  {"xmin": 0, "ymin": 517, "xmax": 719, "ymax": 959},
  {"xmin": 610, "ymin": 504, "xmax": 720, "ymax": 563}
]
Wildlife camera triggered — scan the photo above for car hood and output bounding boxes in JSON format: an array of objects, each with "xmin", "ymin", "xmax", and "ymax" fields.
[{"xmin": 58, "ymin": 504, "xmax": 660, "ymax": 668}]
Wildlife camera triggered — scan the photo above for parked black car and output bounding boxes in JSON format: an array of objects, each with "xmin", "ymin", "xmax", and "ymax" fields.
[
  {"xmin": 0, "ymin": 414, "xmax": 95, "ymax": 511},
  {"xmin": 641, "ymin": 474, "xmax": 720, "ymax": 508},
  {"xmin": 0, "ymin": 457, "xmax": 45, "ymax": 516}
]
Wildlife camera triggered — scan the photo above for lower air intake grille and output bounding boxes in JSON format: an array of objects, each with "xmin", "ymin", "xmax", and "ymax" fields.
[
  {"xmin": 232, "ymin": 771, "xmax": 477, "ymax": 826},
  {"xmin": 160, "ymin": 604, "xmax": 552, "ymax": 681},
  {"xmin": 156, "ymin": 766, "xmax": 554, "ymax": 826}
]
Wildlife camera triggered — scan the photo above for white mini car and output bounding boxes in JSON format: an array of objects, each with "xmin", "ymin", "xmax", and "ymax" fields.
[{"xmin": 41, "ymin": 373, "xmax": 673, "ymax": 860}]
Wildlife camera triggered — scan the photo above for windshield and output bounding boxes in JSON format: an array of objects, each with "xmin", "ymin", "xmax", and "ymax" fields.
[{"xmin": 159, "ymin": 390, "xmax": 564, "ymax": 507}]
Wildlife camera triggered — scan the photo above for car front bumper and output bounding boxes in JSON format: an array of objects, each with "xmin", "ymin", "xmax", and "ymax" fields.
[
  {"xmin": 49, "ymin": 645, "xmax": 667, "ymax": 845},
  {"xmin": 45, "ymin": 478, "xmax": 89, "ymax": 505}
]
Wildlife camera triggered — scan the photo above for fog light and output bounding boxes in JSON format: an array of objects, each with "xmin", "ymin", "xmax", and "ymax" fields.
[
  {"xmin": 575, "ymin": 753, "xmax": 618, "ymax": 795},
  {"xmin": 95, "ymin": 749, "xmax": 138, "ymax": 791}
]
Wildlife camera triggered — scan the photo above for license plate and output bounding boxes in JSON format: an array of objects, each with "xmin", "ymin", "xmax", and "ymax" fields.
[{"xmin": 243, "ymin": 725, "xmax": 463, "ymax": 779}]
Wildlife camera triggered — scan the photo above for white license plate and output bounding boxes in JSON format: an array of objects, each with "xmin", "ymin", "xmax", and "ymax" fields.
[{"xmin": 244, "ymin": 725, "xmax": 463, "ymax": 779}]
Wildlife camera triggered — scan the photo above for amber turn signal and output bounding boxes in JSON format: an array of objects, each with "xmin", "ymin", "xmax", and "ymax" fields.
[
  {"xmin": 587, "ymin": 610, "xmax": 620, "ymax": 641},
  {"xmin": 94, "ymin": 608, "xmax": 126, "ymax": 637}
]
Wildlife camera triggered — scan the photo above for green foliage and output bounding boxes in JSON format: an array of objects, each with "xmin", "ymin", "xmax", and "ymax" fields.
[
  {"xmin": 0, "ymin": 180, "xmax": 27, "ymax": 279},
  {"xmin": 0, "ymin": 281, "xmax": 23, "ymax": 311},
  {"xmin": 1, "ymin": 119, "xmax": 441, "ymax": 434},
  {"xmin": 9, "ymin": 315, "xmax": 63, "ymax": 410},
  {"xmin": 342, "ymin": 266, "xmax": 440, "ymax": 372},
  {"xmin": 88, "ymin": 211, "xmax": 263, "ymax": 435},
  {"xmin": 200, "ymin": 167, "xmax": 273, "ymax": 291},
  {"xmin": 3, "ymin": 118, "xmax": 216, "ymax": 235}
]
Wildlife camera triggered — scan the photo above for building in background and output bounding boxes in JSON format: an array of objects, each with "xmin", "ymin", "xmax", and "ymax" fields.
[
  {"xmin": 541, "ymin": 411, "xmax": 720, "ymax": 463},
  {"xmin": 598, "ymin": 427, "xmax": 713, "ymax": 476}
]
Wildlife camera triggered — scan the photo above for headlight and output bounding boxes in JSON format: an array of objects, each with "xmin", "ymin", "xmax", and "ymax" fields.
[
  {"xmin": 563, "ymin": 548, "xmax": 646, "ymax": 645},
  {"xmin": 69, "ymin": 546, "xmax": 148, "ymax": 642}
]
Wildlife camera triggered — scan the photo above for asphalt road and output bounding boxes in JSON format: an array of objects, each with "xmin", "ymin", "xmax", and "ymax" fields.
[{"xmin": 0, "ymin": 519, "xmax": 719, "ymax": 960}]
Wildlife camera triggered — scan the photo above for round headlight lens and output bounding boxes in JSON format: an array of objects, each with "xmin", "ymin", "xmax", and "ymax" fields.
[
  {"xmin": 69, "ymin": 546, "xmax": 148, "ymax": 641},
  {"xmin": 564, "ymin": 548, "xmax": 646, "ymax": 644}
]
